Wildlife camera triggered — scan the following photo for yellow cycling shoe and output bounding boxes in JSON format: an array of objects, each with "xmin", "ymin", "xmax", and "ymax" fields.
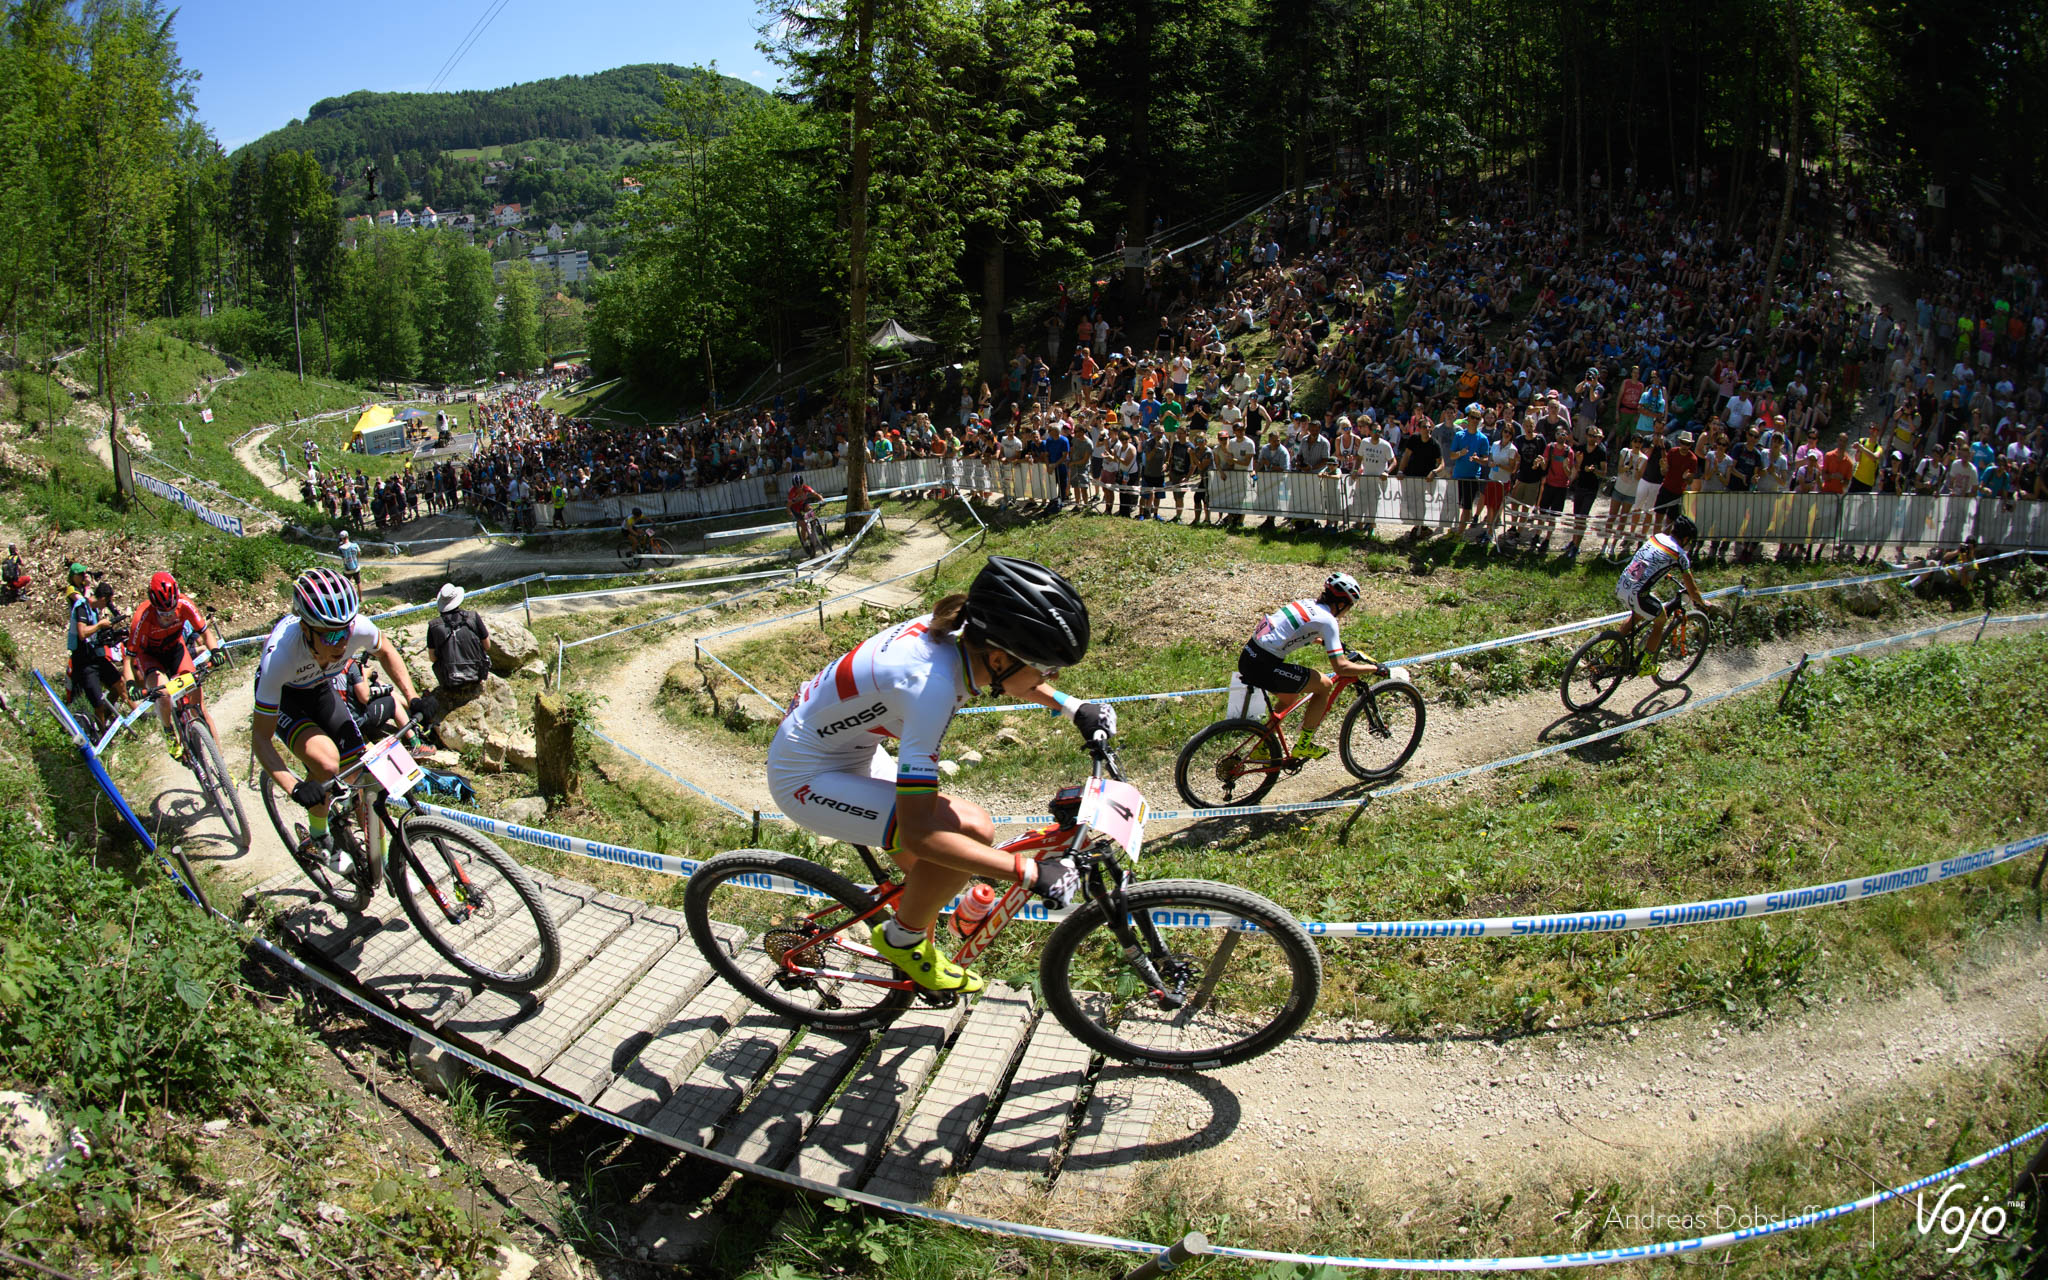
[
  {"xmin": 1292, "ymin": 741, "xmax": 1331, "ymax": 762},
  {"xmin": 869, "ymin": 922, "xmax": 986, "ymax": 994}
]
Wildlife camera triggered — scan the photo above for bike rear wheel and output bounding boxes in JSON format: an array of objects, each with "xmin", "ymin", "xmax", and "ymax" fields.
[
  {"xmin": 644, "ymin": 536, "xmax": 673, "ymax": 561},
  {"xmin": 392, "ymin": 814, "xmax": 559, "ymax": 993},
  {"xmin": 617, "ymin": 540, "xmax": 642, "ymax": 570},
  {"xmin": 1560, "ymin": 631, "xmax": 1630, "ymax": 713},
  {"xmin": 1038, "ymin": 879, "xmax": 1322, "ymax": 1070},
  {"xmin": 261, "ymin": 770, "xmax": 376, "ymax": 912},
  {"xmin": 683, "ymin": 851, "xmax": 914, "ymax": 1030},
  {"xmin": 183, "ymin": 720, "xmax": 251, "ymax": 852},
  {"xmin": 1173, "ymin": 718, "xmax": 1283, "ymax": 810},
  {"xmin": 1338, "ymin": 680, "xmax": 1427, "ymax": 780}
]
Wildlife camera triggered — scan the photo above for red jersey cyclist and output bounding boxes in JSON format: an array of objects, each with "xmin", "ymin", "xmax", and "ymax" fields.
[
  {"xmin": 787, "ymin": 474, "xmax": 822, "ymax": 520},
  {"xmin": 126, "ymin": 572, "xmax": 225, "ymax": 761},
  {"xmin": 768, "ymin": 556, "xmax": 1114, "ymax": 994}
]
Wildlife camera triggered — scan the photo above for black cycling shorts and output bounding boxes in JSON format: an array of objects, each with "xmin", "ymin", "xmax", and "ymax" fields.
[
  {"xmin": 1238, "ymin": 643, "xmax": 1313, "ymax": 696},
  {"xmin": 70, "ymin": 650, "xmax": 120, "ymax": 713},
  {"xmin": 267, "ymin": 679, "xmax": 367, "ymax": 766}
]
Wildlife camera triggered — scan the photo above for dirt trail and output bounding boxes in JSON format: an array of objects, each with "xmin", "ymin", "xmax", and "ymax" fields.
[
  {"xmin": 572, "ymin": 520, "xmax": 954, "ymax": 817},
  {"xmin": 1144, "ymin": 936, "xmax": 2048, "ymax": 1206}
]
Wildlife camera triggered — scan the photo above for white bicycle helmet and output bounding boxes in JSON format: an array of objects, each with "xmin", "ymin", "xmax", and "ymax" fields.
[{"xmin": 1323, "ymin": 571, "xmax": 1362, "ymax": 605}]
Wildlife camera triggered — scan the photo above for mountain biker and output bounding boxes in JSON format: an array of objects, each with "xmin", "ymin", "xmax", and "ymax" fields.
[
  {"xmin": 1615, "ymin": 514, "xmax": 1723, "ymax": 663},
  {"xmin": 1237, "ymin": 572, "xmax": 1378, "ymax": 760},
  {"xmin": 126, "ymin": 572, "xmax": 225, "ymax": 762},
  {"xmin": 252, "ymin": 568, "xmax": 425, "ymax": 861},
  {"xmin": 787, "ymin": 474, "xmax": 823, "ymax": 523},
  {"xmin": 766, "ymin": 556, "xmax": 1113, "ymax": 995},
  {"xmin": 623, "ymin": 507, "xmax": 651, "ymax": 553}
]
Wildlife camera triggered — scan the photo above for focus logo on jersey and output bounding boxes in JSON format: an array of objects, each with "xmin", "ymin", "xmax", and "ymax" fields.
[
  {"xmin": 815, "ymin": 700, "xmax": 889, "ymax": 738},
  {"xmin": 791, "ymin": 784, "xmax": 880, "ymax": 821}
]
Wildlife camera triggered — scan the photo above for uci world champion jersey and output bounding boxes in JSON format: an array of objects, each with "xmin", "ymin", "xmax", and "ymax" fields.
[
  {"xmin": 1620, "ymin": 533, "xmax": 1690, "ymax": 596},
  {"xmin": 772, "ymin": 614, "xmax": 969, "ymax": 802}
]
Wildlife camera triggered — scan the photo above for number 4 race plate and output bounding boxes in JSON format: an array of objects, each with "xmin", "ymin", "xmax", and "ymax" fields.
[{"xmin": 1077, "ymin": 778, "xmax": 1147, "ymax": 860}]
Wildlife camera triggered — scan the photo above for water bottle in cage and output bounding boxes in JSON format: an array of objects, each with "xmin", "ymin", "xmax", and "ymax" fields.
[{"xmin": 949, "ymin": 882, "xmax": 998, "ymax": 936}]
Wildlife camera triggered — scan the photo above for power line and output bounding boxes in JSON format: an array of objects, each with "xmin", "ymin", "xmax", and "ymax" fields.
[
  {"xmin": 427, "ymin": 0, "xmax": 517, "ymax": 95},
  {"xmin": 424, "ymin": 0, "xmax": 502, "ymax": 94}
]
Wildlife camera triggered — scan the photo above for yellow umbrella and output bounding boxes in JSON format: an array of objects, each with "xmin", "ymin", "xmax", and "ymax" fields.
[{"xmin": 350, "ymin": 405, "xmax": 395, "ymax": 439}]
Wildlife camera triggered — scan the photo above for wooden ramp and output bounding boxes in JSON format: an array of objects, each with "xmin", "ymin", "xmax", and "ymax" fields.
[{"xmin": 244, "ymin": 865, "xmax": 1170, "ymax": 1224}]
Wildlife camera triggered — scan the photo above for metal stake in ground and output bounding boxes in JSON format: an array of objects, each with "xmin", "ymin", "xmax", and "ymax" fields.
[
  {"xmin": 1120, "ymin": 1233, "xmax": 1208, "ymax": 1280},
  {"xmin": 1777, "ymin": 653, "xmax": 1811, "ymax": 713}
]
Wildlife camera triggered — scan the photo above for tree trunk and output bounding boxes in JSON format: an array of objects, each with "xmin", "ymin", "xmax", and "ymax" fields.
[
  {"xmin": 842, "ymin": 0, "xmax": 876, "ymax": 514},
  {"xmin": 979, "ymin": 241, "xmax": 1005, "ymax": 394},
  {"xmin": 533, "ymin": 690, "xmax": 579, "ymax": 801},
  {"xmin": 1765, "ymin": 0, "xmax": 1802, "ymax": 289},
  {"xmin": 1122, "ymin": 0, "xmax": 1154, "ymax": 323}
]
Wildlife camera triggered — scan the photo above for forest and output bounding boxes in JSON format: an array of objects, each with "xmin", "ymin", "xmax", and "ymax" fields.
[{"xmin": 3, "ymin": 0, "xmax": 2045, "ymax": 416}]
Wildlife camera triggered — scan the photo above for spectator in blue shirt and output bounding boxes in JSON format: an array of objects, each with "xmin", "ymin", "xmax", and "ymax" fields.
[
  {"xmin": 1042, "ymin": 423, "xmax": 1072, "ymax": 513},
  {"xmin": 1448, "ymin": 407, "xmax": 1491, "ymax": 539}
]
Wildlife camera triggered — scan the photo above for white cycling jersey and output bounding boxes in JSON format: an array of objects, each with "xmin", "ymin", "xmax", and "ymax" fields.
[
  {"xmin": 770, "ymin": 614, "xmax": 969, "ymax": 812},
  {"xmin": 1619, "ymin": 533, "xmax": 1690, "ymax": 600},
  {"xmin": 1249, "ymin": 598, "xmax": 1343, "ymax": 660},
  {"xmin": 253, "ymin": 614, "xmax": 382, "ymax": 717}
]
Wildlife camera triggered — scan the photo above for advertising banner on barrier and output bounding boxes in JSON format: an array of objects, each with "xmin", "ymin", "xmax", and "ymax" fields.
[{"xmin": 134, "ymin": 469, "xmax": 246, "ymax": 536}]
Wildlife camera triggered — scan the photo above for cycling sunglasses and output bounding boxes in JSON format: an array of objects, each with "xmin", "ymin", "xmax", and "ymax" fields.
[{"xmin": 311, "ymin": 624, "xmax": 351, "ymax": 647}]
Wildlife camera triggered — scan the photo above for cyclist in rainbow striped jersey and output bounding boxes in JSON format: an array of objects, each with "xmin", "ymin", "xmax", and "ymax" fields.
[
  {"xmin": 767, "ymin": 557, "xmax": 1115, "ymax": 994},
  {"xmin": 1236, "ymin": 573, "xmax": 1379, "ymax": 760},
  {"xmin": 1615, "ymin": 514, "xmax": 1722, "ymax": 661}
]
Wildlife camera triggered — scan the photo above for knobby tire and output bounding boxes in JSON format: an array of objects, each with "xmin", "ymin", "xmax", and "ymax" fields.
[
  {"xmin": 1174, "ymin": 717, "xmax": 1284, "ymax": 810},
  {"xmin": 392, "ymin": 814, "xmax": 560, "ymax": 993},
  {"xmin": 1338, "ymin": 680, "xmax": 1427, "ymax": 780}
]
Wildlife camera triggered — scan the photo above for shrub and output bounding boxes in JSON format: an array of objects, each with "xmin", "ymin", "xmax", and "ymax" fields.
[
  {"xmin": 0, "ymin": 814, "xmax": 306, "ymax": 1118},
  {"xmin": 170, "ymin": 535, "xmax": 315, "ymax": 599}
]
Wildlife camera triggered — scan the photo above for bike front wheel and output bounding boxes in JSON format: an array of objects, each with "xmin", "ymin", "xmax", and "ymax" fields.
[
  {"xmin": 683, "ymin": 851, "xmax": 915, "ymax": 1030},
  {"xmin": 391, "ymin": 814, "xmax": 559, "ymax": 993},
  {"xmin": 1652, "ymin": 610, "xmax": 1711, "ymax": 687},
  {"xmin": 1039, "ymin": 879, "xmax": 1322, "ymax": 1070},
  {"xmin": 184, "ymin": 720, "xmax": 251, "ymax": 852},
  {"xmin": 260, "ymin": 769, "xmax": 376, "ymax": 913},
  {"xmin": 1338, "ymin": 680, "xmax": 1426, "ymax": 780},
  {"xmin": 1560, "ymin": 631, "xmax": 1630, "ymax": 713},
  {"xmin": 1173, "ymin": 718, "xmax": 1283, "ymax": 810}
]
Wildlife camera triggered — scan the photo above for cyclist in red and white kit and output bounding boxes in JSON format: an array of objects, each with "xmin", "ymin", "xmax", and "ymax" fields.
[
  {"xmin": 1236, "ymin": 572, "xmax": 1379, "ymax": 760},
  {"xmin": 787, "ymin": 474, "xmax": 822, "ymax": 521},
  {"xmin": 1616, "ymin": 515, "xmax": 1720, "ymax": 660},
  {"xmin": 768, "ymin": 557, "xmax": 1114, "ymax": 994},
  {"xmin": 127, "ymin": 572, "xmax": 225, "ymax": 761}
]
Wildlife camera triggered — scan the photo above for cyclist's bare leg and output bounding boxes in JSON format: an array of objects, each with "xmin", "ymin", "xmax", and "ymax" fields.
[
  {"xmin": 196, "ymin": 691, "xmax": 224, "ymax": 749},
  {"xmin": 890, "ymin": 794, "xmax": 1007, "ymax": 933},
  {"xmin": 290, "ymin": 731, "xmax": 342, "ymax": 827},
  {"xmin": 1298, "ymin": 671, "xmax": 1338, "ymax": 739},
  {"xmin": 145, "ymin": 668, "xmax": 176, "ymax": 739},
  {"xmin": 1643, "ymin": 605, "xmax": 1674, "ymax": 656}
]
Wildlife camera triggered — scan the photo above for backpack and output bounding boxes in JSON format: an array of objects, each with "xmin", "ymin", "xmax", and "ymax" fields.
[{"xmin": 438, "ymin": 612, "xmax": 490, "ymax": 689}]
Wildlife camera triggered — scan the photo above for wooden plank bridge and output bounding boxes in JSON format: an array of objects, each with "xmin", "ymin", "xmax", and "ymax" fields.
[{"xmin": 244, "ymin": 863, "xmax": 1179, "ymax": 1240}]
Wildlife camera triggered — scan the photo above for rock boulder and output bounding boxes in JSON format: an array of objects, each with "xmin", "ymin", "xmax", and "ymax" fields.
[{"xmin": 488, "ymin": 622, "xmax": 542, "ymax": 675}]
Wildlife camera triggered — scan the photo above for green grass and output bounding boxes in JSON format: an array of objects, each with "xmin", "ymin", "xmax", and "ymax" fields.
[
  {"xmin": 539, "ymin": 375, "xmax": 677, "ymax": 425},
  {"xmin": 686, "ymin": 500, "xmax": 1955, "ymax": 799}
]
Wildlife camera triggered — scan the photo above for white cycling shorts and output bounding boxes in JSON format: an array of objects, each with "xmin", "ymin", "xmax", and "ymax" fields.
[{"xmin": 766, "ymin": 740, "xmax": 900, "ymax": 851}]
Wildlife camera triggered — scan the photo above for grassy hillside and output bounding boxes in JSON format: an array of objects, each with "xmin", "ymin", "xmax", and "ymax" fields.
[{"xmin": 239, "ymin": 64, "xmax": 759, "ymax": 168}]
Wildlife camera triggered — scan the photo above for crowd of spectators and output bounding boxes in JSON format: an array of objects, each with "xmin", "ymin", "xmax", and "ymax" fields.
[{"xmin": 311, "ymin": 167, "xmax": 2048, "ymax": 562}]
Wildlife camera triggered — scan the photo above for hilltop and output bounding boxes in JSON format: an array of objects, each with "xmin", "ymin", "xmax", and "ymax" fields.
[{"xmin": 235, "ymin": 63, "xmax": 759, "ymax": 168}]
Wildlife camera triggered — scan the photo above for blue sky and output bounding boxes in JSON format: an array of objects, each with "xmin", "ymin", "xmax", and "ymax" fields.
[{"xmin": 175, "ymin": 1, "xmax": 781, "ymax": 150}]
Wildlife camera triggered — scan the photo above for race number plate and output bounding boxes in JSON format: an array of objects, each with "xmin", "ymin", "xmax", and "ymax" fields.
[
  {"xmin": 365, "ymin": 740, "xmax": 426, "ymax": 798},
  {"xmin": 164, "ymin": 673, "xmax": 196, "ymax": 699},
  {"xmin": 1077, "ymin": 778, "xmax": 1147, "ymax": 860}
]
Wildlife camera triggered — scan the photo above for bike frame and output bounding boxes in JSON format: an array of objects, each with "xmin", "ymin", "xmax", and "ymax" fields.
[
  {"xmin": 1233, "ymin": 669, "xmax": 1363, "ymax": 766},
  {"xmin": 764, "ymin": 769, "xmax": 1126, "ymax": 994},
  {"xmin": 315, "ymin": 718, "xmax": 485, "ymax": 929}
]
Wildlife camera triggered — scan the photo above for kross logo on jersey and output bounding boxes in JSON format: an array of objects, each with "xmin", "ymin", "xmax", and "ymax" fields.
[{"xmin": 815, "ymin": 700, "xmax": 889, "ymax": 738}]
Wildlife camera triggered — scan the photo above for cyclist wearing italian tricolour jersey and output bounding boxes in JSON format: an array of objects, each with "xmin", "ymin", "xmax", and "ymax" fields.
[
  {"xmin": 767, "ymin": 556, "xmax": 1115, "ymax": 995},
  {"xmin": 1236, "ymin": 572, "xmax": 1379, "ymax": 761},
  {"xmin": 251, "ymin": 568, "xmax": 424, "ymax": 862},
  {"xmin": 1616, "ymin": 515, "xmax": 1720, "ymax": 656}
]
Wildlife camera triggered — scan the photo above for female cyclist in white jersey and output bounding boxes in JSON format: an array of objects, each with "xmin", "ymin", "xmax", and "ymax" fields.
[
  {"xmin": 1616, "ymin": 515, "xmax": 1721, "ymax": 657},
  {"xmin": 769, "ymin": 557, "xmax": 1115, "ymax": 994},
  {"xmin": 1236, "ymin": 572, "xmax": 1379, "ymax": 759},
  {"xmin": 252, "ymin": 568, "xmax": 424, "ymax": 859}
]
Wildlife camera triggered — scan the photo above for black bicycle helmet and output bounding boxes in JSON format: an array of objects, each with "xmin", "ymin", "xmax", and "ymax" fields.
[
  {"xmin": 1668, "ymin": 514, "xmax": 1698, "ymax": 544},
  {"xmin": 962, "ymin": 556, "xmax": 1090, "ymax": 670}
]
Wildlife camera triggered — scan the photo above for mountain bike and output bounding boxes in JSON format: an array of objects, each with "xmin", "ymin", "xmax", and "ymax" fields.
[
  {"xmin": 616, "ymin": 529, "xmax": 672, "ymax": 570},
  {"xmin": 1558, "ymin": 596, "xmax": 1712, "ymax": 713},
  {"xmin": 1173, "ymin": 656, "xmax": 1425, "ymax": 809},
  {"xmin": 682, "ymin": 734, "xmax": 1321, "ymax": 1071},
  {"xmin": 148, "ymin": 649, "xmax": 251, "ymax": 852},
  {"xmin": 258, "ymin": 702, "xmax": 560, "ymax": 994},
  {"xmin": 794, "ymin": 507, "xmax": 832, "ymax": 559}
]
